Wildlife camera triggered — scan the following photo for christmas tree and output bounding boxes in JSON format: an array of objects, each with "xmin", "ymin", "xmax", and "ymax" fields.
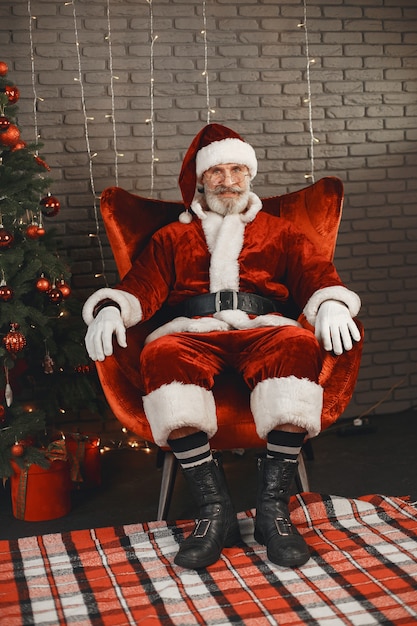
[{"xmin": 0, "ymin": 61, "xmax": 102, "ymax": 478}]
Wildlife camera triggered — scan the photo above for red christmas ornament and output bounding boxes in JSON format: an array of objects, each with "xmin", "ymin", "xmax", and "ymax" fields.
[
  {"xmin": 0, "ymin": 404, "xmax": 5, "ymax": 424},
  {"xmin": 36, "ymin": 226, "xmax": 45, "ymax": 237},
  {"xmin": 0, "ymin": 116, "xmax": 10, "ymax": 132},
  {"xmin": 75, "ymin": 363, "xmax": 94, "ymax": 374},
  {"xmin": 0, "ymin": 123, "xmax": 20, "ymax": 147},
  {"xmin": 4, "ymin": 85, "xmax": 20, "ymax": 104},
  {"xmin": 0, "ymin": 284, "xmax": 13, "ymax": 301},
  {"xmin": 58, "ymin": 280, "xmax": 71, "ymax": 299},
  {"xmin": 40, "ymin": 193, "xmax": 60, "ymax": 217},
  {"xmin": 48, "ymin": 287, "xmax": 63, "ymax": 303},
  {"xmin": 26, "ymin": 224, "xmax": 40, "ymax": 239},
  {"xmin": 11, "ymin": 140, "xmax": 27, "ymax": 152},
  {"xmin": 0, "ymin": 226, "xmax": 14, "ymax": 248},
  {"xmin": 3, "ymin": 323, "xmax": 26, "ymax": 353},
  {"xmin": 36, "ymin": 275, "xmax": 51, "ymax": 292},
  {"xmin": 34, "ymin": 155, "xmax": 51, "ymax": 171},
  {"xmin": 11, "ymin": 443, "xmax": 25, "ymax": 457},
  {"xmin": 0, "ymin": 61, "xmax": 8, "ymax": 76}
]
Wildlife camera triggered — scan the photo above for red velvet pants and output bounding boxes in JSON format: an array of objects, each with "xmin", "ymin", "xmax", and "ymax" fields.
[{"xmin": 140, "ymin": 325, "xmax": 322, "ymax": 394}]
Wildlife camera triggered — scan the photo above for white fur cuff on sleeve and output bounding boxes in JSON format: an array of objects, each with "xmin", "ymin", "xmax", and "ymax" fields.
[
  {"xmin": 303, "ymin": 286, "xmax": 361, "ymax": 326},
  {"xmin": 82, "ymin": 288, "xmax": 143, "ymax": 328}
]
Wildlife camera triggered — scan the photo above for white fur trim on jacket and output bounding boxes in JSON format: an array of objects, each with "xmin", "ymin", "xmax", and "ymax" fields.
[
  {"xmin": 198, "ymin": 196, "xmax": 261, "ymax": 294},
  {"xmin": 82, "ymin": 288, "xmax": 143, "ymax": 328},
  {"xmin": 303, "ymin": 286, "xmax": 361, "ymax": 327},
  {"xmin": 250, "ymin": 375, "xmax": 323, "ymax": 439},
  {"xmin": 145, "ymin": 316, "xmax": 231, "ymax": 344},
  {"xmin": 214, "ymin": 310, "xmax": 302, "ymax": 330},
  {"xmin": 207, "ymin": 213, "xmax": 244, "ymax": 292},
  {"xmin": 142, "ymin": 382, "xmax": 218, "ymax": 447},
  {"xmin": 144, "ymin": 312, "xmax": 301, "ymax": 344},
  {"xmin": 240, "ymin": 192, "xmax": 263, "ymax": 223}
]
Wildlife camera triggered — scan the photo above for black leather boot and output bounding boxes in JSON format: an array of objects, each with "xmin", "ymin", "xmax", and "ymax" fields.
[
  {"xmin": 174, "ymin": 458, "xmax": 241, "ymax": 569},
  {"xmin": 254, "ymin": 456, "xmax": 310, "ymax": 567}
]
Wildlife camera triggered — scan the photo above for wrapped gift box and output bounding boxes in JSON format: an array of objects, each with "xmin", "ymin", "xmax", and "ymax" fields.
[{"xmin": 11, "ymin": 459, "xmax": 72, "ymax": 521}]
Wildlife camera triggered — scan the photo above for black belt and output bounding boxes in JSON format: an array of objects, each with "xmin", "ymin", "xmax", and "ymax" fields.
[{"xmin": 177, "ymin": 290, "xmax": 279, "ymax": 317}]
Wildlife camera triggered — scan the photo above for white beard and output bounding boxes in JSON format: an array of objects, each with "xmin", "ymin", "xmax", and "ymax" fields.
[{"xmin": 205, "ymin": 185, "xmax": 251, "ymax": 216}]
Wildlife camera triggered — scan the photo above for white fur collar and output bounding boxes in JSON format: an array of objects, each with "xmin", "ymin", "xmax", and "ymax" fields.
[
  {"xmin": 193, "ymin": 192, "xmax": 263, "ymax": 292},
  {"xmin": 202, "ymin": 213, "xmax": 244, "ymax": 292},
  {"xmin": 239, "ymin": 191, "xmax": 263, "ymax": 223}
]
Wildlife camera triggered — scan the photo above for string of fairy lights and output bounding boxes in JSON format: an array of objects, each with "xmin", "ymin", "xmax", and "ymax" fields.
[
  {"xmin": 27, "ymin": 0, "xmax": 48, "ymax": 236},
  {"xmin": 26, "ymin": 0, "xmax": 317, "ymax": 291},
  {"xmin": 27, "ymin": 0, "xmax": 41, "ymax": 149},
  {"xmin": 105, "ymin": 0, "xmax": 121, "ymax": 187},
  {"xmin": 68, "ymin": 0, "xmax": 108, "ymax": 287},
  {"xmin": 201, "ymin": 0, "xmax": 215, "ymax": 125},
  {"xmin": 146, "ymin": 0, "xmax": 158, "ymax": 196},
  {"xmin": 299, "ymin": 0, "xmax": 319, "ymax": 183}
]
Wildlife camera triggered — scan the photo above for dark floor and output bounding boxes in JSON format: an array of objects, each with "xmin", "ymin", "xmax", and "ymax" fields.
[{"xmin": 0, "ymin": 408, "xmax": 416, "ymax": 541}]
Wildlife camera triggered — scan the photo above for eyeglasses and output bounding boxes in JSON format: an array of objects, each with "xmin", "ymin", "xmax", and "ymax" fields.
[{"xmin": 203, "ymin": 164, "xmax": 249, "ymax": 185}]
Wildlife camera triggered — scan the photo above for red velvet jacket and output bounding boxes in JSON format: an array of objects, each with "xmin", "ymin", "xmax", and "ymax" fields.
[{"xmin": 115, "ymin": 210, "xmax": 356, "ymax": 329}]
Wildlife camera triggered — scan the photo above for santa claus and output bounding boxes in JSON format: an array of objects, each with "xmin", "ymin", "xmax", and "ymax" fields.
[{"xmin": 83, "ymin": 124, "xmax": 362, "ymax": 570}]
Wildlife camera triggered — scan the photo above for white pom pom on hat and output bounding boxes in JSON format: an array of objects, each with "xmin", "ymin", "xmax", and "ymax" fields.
[{"xmin": 178, "ymin": 210, "xmax": 193, "ymax": 224}]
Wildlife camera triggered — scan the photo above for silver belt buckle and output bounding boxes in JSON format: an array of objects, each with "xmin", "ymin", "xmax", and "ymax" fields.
[
  {"xmin": 214, "ymin": 291, "xmax": 222, "ymax": 312},
  {"xmin": 214, "ymin": 290, "xmax": 238, "ymax": 312}
]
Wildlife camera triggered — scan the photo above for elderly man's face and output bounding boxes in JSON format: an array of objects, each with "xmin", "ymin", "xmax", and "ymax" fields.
[{"xmin": 202, "ymin": 163, "xmax": 251, "ymax": 216}]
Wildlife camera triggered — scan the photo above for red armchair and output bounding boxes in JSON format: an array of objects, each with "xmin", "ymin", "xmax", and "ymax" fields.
[{"xmin": 96, "ymin": 176, "xmax": 363, "ymax": 519}]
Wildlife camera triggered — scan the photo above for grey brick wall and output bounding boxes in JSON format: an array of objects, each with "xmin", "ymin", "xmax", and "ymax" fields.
[{"xmin": 1, "ymin": 0, "xmax": 416, "ymax": 420}]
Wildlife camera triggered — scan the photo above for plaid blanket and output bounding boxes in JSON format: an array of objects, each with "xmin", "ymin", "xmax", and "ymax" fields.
[{"xmin": 1, "ymin": 494, "xmax": 416, "ymax": 625}]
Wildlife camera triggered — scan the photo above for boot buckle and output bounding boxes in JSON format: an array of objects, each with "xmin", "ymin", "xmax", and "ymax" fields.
[
  {"xmin": 193, "ymin": 519, "xmax": 211, "ymax": 538},
  {"xmin": 274, "ymin": 517, "xmax": 293, "ymax": 536}
]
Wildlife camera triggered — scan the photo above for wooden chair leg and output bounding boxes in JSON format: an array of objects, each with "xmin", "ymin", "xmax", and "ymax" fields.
[
  {"xmin": 302, "ymin": 439, "xmax": 314, "ymax": 460},
  {"xmin": 295, "ymin": 451, "xmax": 310, "ymax": 493},
  {"xmin": 157, "ymin": 451, "xmax": 178, "ymax": 521}
]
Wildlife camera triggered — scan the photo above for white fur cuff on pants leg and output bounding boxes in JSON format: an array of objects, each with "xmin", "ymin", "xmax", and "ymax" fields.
[
  {"xmin": 142, "ymin": 382, "xmax": 218, "ymax": 447},
  {"xmin": 250, "ymin": 375, "xmax": 323, "ymax": 439}
]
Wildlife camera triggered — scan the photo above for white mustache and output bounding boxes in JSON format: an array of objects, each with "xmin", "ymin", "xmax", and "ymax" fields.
[{"xmin": 213, "ymin": 185, "xmax": 244, "ymax": 195}]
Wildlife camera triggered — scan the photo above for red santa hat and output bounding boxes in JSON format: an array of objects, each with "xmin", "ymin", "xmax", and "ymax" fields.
[{"xmin": 178, "ymin": 124, "xmax": 258, "ymax": 221}]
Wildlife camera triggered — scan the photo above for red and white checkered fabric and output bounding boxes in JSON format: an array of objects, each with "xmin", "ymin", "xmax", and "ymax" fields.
[{"xmin": 1, "ymin": 494, "xmax": 416, "ymax": 625}]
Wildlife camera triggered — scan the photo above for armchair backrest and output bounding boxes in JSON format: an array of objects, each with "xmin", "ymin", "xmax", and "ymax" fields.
[{"xmin": 100, "ymin": 176, "xmax": 344, "ymax": 280}]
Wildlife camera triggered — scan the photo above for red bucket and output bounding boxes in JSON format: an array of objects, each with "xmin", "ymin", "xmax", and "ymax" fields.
[{"xmin": 11, "ymin": 460, "xmax": 72, "ymax": 521}]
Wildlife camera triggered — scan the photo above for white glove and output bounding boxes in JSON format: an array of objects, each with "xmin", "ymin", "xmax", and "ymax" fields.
[
  {"xmin": 315, "ymin": 300, "xmax": 361, "ymax": 356},
  {"xmin": 85, "ymin": 306, "xmax": 127, "ymax": 362}
]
